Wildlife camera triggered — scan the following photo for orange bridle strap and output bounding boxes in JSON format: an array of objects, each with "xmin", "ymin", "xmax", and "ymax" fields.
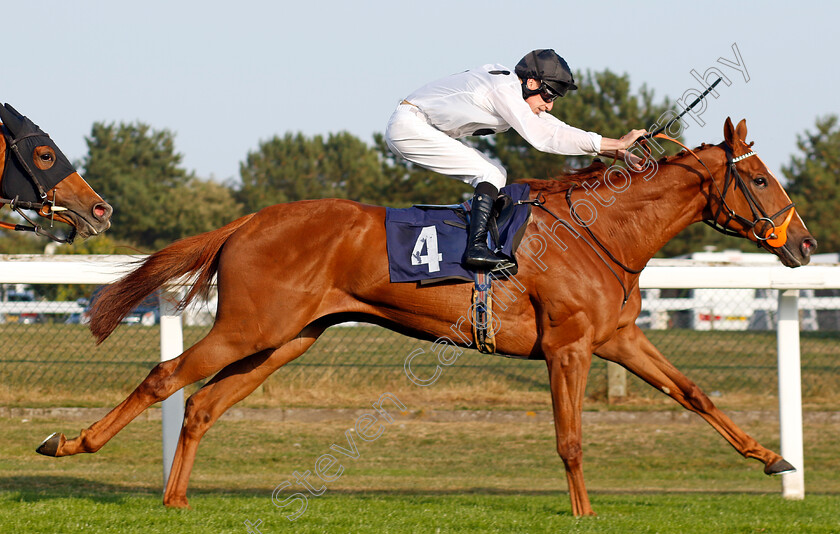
[{"xmin": 764, "ymin": 206, "xmax": 795, "ymax": 248}]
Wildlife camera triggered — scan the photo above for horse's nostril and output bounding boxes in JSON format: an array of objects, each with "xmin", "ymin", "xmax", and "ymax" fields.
[
  {"xmin": 93, "ymin": 202, "xmax": 113, "ymax": 221},
  {"xmin": 801, "ymin": 237, "xmax": 817, "ymax": 257}
]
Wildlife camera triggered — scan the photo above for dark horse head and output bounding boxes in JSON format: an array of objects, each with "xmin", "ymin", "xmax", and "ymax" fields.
[{"xmin": 0, "ymin": 103, "xmax": 112, "ymax": 242}]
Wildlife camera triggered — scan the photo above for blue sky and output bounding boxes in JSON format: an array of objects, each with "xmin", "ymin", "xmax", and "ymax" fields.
[{"xmin": 3, "ymin": 1, "xmax": 837, "ymax": 185}]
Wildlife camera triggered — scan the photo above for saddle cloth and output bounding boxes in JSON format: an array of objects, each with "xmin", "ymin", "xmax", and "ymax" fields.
[{"xmin": 385, "ymin": 184, "xmax": 531, "ymax": 284}]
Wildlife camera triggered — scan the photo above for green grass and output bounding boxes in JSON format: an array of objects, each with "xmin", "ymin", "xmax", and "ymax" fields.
[
  {"xmin": 2, "ymin": 416, "xmax": 839, "ymax": 533},
  {"xmin": 2, "ymin": 492, "xmax": 839, "ymax": 533}
]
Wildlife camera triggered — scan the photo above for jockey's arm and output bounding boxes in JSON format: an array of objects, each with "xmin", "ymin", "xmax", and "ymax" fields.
[{"xmin": 598, "ymin": 129, "xmax": 648, "ymax": 152}]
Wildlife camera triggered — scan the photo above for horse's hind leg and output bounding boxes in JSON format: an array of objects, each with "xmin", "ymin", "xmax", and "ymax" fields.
[
  {"xmin": 595, "ymin": 324, "xmax": 793, "ymax": 474},
  {"xmin": 163, "ymin": 325, "xmax": 324, "ymax": 508},
  {"xmin": 36, "ymin": 324, "xmax": 279, "ymax": 458}
]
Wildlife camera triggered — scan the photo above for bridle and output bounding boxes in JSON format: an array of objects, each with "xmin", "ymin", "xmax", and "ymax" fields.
[
  {"xmin": 1, "ymin": 129, "xmax": 75, "ymax": 244},
  {"xmin": 704, "ymin": 144, "xmax": 796, "ymax": 249},
  {"xmin": 633, "ymin": 133, "xmax": 797, "ymax": 250}
]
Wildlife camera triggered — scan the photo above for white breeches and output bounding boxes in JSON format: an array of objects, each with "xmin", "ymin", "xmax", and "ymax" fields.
[{"xmin": 384, "ymin": 103, "xmax": 507, "ymax": 190}]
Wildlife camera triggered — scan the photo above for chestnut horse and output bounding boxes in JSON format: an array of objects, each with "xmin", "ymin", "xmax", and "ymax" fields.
[
  {"xmin": 0, "ymin": 103, "xmax": 111, "ymax": 242},
  {"xmin": 38, "ymin": 118, "xmax": 816, "ymax": 516}
]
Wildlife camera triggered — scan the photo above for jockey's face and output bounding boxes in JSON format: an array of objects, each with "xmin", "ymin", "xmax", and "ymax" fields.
[{"xmin": 524, "ymin": 78, "xmax": 554, "ymax": 114}]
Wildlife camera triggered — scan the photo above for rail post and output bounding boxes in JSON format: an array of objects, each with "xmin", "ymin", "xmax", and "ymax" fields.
[
  {"xmin": 777, "ymin": 289, "xmax": 805, "ymax": 499},
  {"xmin": 607, "ymin": 362, "xmax": 627, "ymax": 401},
  {"xmin": 159, "ymin": 288, "xmax": 185, "ymax": 490}
]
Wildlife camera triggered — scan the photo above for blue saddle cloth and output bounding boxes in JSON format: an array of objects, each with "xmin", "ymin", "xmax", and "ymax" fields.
[{"xmin": 385, "ymin": 184, "xmax": 531, "ymax": 283}]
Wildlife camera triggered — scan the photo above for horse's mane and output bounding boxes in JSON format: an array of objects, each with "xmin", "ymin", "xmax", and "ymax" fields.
[
  {"xmin": 516, "ymin": 143, "xmax": 719, "ymax": 193},
  {"xmin": 517, "ymin": 160, "xmax": 610, "ymax": 193}
]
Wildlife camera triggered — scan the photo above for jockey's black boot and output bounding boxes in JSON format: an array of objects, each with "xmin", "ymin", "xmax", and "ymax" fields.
[{"xmin": 464, "ymin": 185, "xmax": 510, "ymax": 271}]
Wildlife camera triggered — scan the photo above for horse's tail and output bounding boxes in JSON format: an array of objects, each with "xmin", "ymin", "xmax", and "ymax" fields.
[{"xmin": 89, "ymin": 213, "xmax": 256, "ymax": 344}]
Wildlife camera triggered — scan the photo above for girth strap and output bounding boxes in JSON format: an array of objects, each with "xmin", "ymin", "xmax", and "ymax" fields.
[{"xmin": 472, "ymin": 271, "xmax": 496, "ymax": 354}]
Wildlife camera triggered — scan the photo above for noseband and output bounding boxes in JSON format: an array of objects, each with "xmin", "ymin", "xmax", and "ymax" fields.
[{"xmin": 704, "ymin": 145, "xmax": 796, "ymax": 249}]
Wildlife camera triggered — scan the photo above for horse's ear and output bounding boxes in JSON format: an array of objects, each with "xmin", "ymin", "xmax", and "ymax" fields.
[
  {"xmin": 735, "ymin": 119, "xmax": 748, "ymax": 142},
  {"xmin": 723, "ymin": 117, "xmax": 736, "ymax": 146},
  {"xmin": 0, "ymin": 103, "xmax": 25, "ymax": 137}
]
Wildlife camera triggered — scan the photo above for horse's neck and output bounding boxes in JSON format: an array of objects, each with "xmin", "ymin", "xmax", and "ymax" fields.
[{"xmin": 542, "ymin": 147, "xmax": 725, "ymax": 271}]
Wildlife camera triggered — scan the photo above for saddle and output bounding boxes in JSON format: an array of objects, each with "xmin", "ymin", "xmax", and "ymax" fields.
[
  {"xmin": 415, "ymin": 190, "xmax": 523, "ymax": 259},
  {"xmin": 384, "ymin": 183, "xmax": 532, "ymax": 285}
]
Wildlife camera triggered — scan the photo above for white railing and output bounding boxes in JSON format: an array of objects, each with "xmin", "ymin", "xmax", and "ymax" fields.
[
  {"xmin": 0, "ymin": 301, "xmax": 84, "ymax": 314},
  {"xmin": 1, "ymin": 254, "xmax": 838, "ymax": 498}
]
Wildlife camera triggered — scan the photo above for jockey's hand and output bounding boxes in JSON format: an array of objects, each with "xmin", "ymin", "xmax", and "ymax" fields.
[
  {"xmin": 599, "ymin": 129, "xmax": 649, "ymax": 154},
  {"xmin": 619, "ymin": 129, "xmax": 649, "ymax": 150}
]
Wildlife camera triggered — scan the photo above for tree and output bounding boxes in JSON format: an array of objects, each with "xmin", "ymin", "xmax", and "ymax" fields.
[
  {"xmin": 170, "ymin": 178, "xmax": 244, "ymax": 241},
  {"xmin": 783, "ymin": 115, "xmax": 840, "ymax": 253},
  {"xmin": 371, "ymin": 133, "xmax": 472, "ymax": 207},
  {"xmin": 82, "ymin": 122, "xmax": 191, "ymax": 249},
  {"xmin": 0, "ymin": 231, "xmax": 43, "ymax": 254},
  {"xmin": 237, "ymin": 131, "xmax": 393, "ymax": 212},
  {"xmin": 82, "ymin": 122, "xmax": 243, "ymax": 250}
]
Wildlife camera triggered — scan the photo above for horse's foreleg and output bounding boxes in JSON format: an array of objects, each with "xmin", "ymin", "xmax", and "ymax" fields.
[
  {"xmin": 544, "ymin": 334, "xmax": 596, "ymax": 517},
  {"xmin": 37, "ymin": 326, "xmax": 266, "ymax": 458},
  {"xmin": 595, "ymin": 325, "xmax": 793, "ymax": 474},
  {"xmin": 164, "ymin": 326, "xmax": 324, "ymax": 508}
]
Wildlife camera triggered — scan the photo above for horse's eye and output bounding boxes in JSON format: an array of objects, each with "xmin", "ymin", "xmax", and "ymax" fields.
[
  {"xmin": 33, "ymin": 146, "xmax": 57, "ymax": 170},
  {"xmin": 753, "ymin": 176, "xmax": 767, "ymax": 188}
]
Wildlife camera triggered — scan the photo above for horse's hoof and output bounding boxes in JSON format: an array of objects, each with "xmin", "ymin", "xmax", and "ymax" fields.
[
  {"xmin": 164, "ymin": 498, "xmax": 191, "ymax": 509},
  {"xmin": 36, "ymin": 432, "xmax": 65, "ymax": 457},
  {"xmin": 765, "ymin": 458, "xmax": 796, "ymax": 475}
]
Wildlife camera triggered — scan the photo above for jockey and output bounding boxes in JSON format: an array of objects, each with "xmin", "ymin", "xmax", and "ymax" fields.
[{"xmin": 385, "ymin": 49, "xmax": 647, "ymax": 271}]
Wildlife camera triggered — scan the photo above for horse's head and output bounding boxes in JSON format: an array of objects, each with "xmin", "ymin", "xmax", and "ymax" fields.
[
  {"xmin": 0, "ymin": 103, "xmax": 112, "ymax": 241},
  {"xmin": 704, "ymin": 117, "xmax": 817, "ymax": 267}
]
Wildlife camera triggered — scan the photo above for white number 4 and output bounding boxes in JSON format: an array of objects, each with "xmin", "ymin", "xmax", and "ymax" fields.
[{"xmin": 411, "ymin": 226, "xmax": 443, "ymax": 273}]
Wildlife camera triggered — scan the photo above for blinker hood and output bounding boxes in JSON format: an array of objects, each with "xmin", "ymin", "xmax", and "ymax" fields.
[{"xmin": 1, "ymin": 103, "xmax": 77, "ymax": 204}]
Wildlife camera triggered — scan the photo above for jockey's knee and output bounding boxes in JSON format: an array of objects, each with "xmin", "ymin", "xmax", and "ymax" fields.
[{"xmin": 475, "ymin": 167, "xmax": 506, "ymax": 191}]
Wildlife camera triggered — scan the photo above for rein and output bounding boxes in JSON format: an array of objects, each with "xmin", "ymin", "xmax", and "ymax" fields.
[
  {"xmin": 518, "ymin": 194, "xmax": 634, "ymax": 304},
  {"xmin": 0, "ymin": 195, "xmax": 76, "ymax": 243}
]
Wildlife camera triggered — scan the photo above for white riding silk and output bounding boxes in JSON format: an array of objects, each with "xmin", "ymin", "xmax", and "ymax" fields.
[{"xmin": 385, "ymin": 63, "xmax": 603, "ymax": 189}]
